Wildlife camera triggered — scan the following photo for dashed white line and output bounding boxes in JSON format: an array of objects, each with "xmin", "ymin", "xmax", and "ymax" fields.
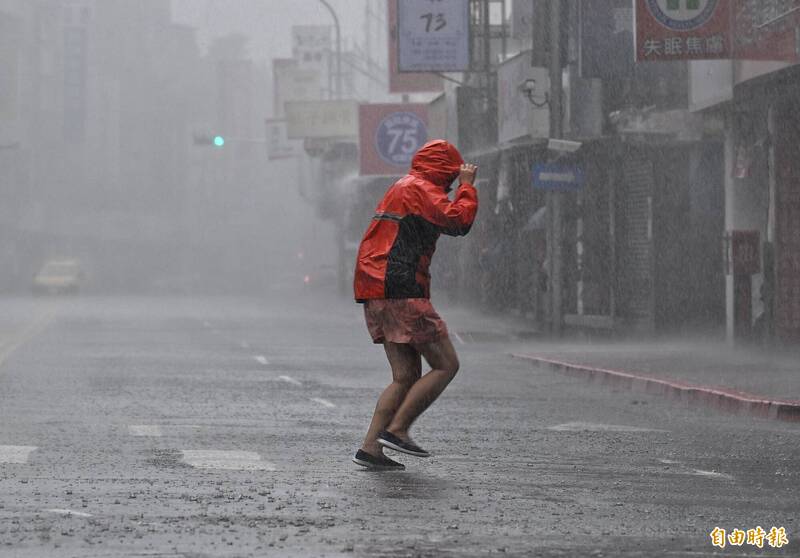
[
  {"xmin": 44, "ymin": 508, "xmax": 93, "ymax": 518},
  {"xmin": 181, "ymin": 450, "xmax": 275, "ymax": 471},
  {"xmin": 128, "ymin": 425, "xmax": 163, "ymax": 437},
  {"xmin": 690, "ymin": 469, "xmax": 735, "ymax": 481},
  {"xmin": 452, "ymin": 331, "xmax": 466, "ymax": 345},
  {"xmin": 202, "ymin": 320, "xmax": 212, "ymax": 328},
  {"xmin": 658, "ymin": 459, "xmax": 734, "ymax": 481},
  {"xmin": 0, "ymin": 445, "xmax": 37, "ymax": 464},
  {"xmin": 310, "ymin": 397, "xmax": 336, "ymax": 408},
  {"xmin": 254, "ymin": 355, "xmax": 269, "ymax": 366},
  {"xmin": 240, "ymin": 341, "xmax": 251, "ymax": 349},
  {"xmin": 278, "ymin": 375, "xmax": 302, "ymax": 386},
  {"xmin": 548, "ymin": 422, "xmax": 668, "ymax": 433}
]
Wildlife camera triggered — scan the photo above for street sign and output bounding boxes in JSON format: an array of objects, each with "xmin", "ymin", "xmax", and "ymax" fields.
[
  {"xmin": 292, "ymin": 25, "xmax": 331, "ymax": 68},
  {"xmin": 273, "ymin": 58, "xmax": 322, "ymax": 118},
  {"xmin": 265, "ymin": 119, "xmax": 301, "ymax": 160},
  {"xmin": 725, "ymin": 230, "xmax": 761, "ymax": 276},
  {"xmin": 387, "ymin": 0, "xmax": 443, "ymax": 93},
  {"xmin": 533, "ymin": 163, "xmax": 585, "ymax": 191},
  {"xmin": 397, "ymin": 0, "xmax": 470, "ymax": 72},
  {"xmin": 635, "ymin": 0, "xmax": 732, "ymax": 61},
  {"xmin": 360, "ymin": 104, "xmax": 428, "ymax": 176},
  {"xmin": 284, "ymin": 100, "xmax": 358, "ymax": 139}
]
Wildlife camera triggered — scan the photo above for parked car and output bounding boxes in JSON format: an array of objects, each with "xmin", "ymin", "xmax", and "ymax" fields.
[{"xmin": 32, "ymin": 259, "xmax": 83, "ymax": 295}]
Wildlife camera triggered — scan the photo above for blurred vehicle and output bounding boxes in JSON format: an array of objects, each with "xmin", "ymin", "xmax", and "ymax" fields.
[
  {"xmin": 32, "ymin": 259, "xmax": 84, "ymax": 295},
  {"xmin": 302, "ymin": 263, "xmax": 338, "ymax": 290}
]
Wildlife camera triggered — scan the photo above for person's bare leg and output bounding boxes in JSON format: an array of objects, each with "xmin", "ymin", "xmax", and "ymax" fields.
[
  {"xmin": 385, "ymin": 335, "xmax": 459, "ymax": 440},
  {"xmin": 360, "ymin": 342, "xmax": 421, "ymax": 456}
]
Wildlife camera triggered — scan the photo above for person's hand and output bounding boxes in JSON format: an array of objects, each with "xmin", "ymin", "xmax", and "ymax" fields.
[{"xmin": 459, "ymin": 163, "xmax": 478, "ymax": 185}]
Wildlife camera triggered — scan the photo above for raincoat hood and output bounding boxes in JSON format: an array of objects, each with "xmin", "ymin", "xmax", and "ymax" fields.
[{"xmin": 410, "ymin": 140, "xmax": 464, "ymax": 189}]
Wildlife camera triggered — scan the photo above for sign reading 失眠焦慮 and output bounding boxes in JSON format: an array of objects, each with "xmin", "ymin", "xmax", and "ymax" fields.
[
  {"xmin": 635, "ymin": 0, "xmax": 732, "ymax": 61},
  {"xmin": 397, "ymin": 0, "xmax": 471, "ymax": 72}
]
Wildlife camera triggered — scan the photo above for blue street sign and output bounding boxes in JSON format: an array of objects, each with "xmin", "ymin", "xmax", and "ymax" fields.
[
  {"xmin": 375, "ymin": 111, "xmax": 428, "ymax": 168},
  {"xmin": 533, "ymin": 163, "xmax": 585, "ymax": 191}
]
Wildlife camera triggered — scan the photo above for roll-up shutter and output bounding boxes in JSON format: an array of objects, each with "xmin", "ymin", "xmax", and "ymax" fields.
[{"xmin": 775, "ymin": 104, "xmax": 800, "ymax": 343}]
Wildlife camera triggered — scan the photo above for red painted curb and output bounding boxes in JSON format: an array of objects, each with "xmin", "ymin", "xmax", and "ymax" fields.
[{"xmin": 511, "ymin": 354, "xmax": 800, "ymax": 422}]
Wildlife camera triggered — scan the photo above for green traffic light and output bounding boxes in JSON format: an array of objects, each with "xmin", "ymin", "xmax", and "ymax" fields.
[{"xmin": 213, "ymin": 135, "xmax": 225, "ymax": 147}]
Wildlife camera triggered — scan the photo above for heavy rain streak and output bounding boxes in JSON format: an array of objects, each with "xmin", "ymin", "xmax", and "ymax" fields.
[{"xmin": 0, "ymin": 0, "xmax": 798, "ymax": 556}]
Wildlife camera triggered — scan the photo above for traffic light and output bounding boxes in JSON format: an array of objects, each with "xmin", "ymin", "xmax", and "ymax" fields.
[{"xmin": 193, "ymin": 133, "xmax": 226, "ymax": 148}]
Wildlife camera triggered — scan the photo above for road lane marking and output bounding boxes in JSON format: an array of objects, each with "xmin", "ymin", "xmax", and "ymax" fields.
[
  {"xmin": 0, "ymin": 445, "xmax": 38, "ymax": 463},
  {"xmin": 658, "ymin": 459, "xmax": 734, "ymax": 481},
  {"xmin": 278, "ymin": 375, "xmax": 302, "ymax": 386},
  {"xmin": 254, "ymin": 355, "xmax": 269, "ymax": 366},
  {"xmin": 202, "ymin": 321, "xmax": 212, "ymax": 328},
  {"xmin": 548, "ymin": 422, "xmax": 668, "ymax": 433},
  {"xmin": 452, "ymin": 331, "xmax": 466, "ymax": 345},
  {"xmin": 181, "ymin": 450, "xmax": 275, "ymax": 471},
  {"xmin": 0, "ymin": 307, "xmax": 58, "ymax": 369},
  {"xmin": 240, "ymin": 341, "xmax": 250, "ymax": 349},
  {"xmin": 310, "ymin": 397, "xmax": 336, "ymax": 408},
  {"xmin": 128, "ymin": 425, "xmax": 163, "ymax": 437},
  {"xmin": 43, "ymin": 508, "xmax": 93, "ymax": 518},
  {"xmin": 691, "ymin": 469, "xmax": 734, "ymax": 480}
]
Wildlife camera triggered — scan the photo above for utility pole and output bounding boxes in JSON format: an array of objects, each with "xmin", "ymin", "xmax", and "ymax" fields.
[
  {"xmin": 547, "ymin": 0, "xmax": 564, "ymax": 336},
  {"xmin": 318, "ymin": 0, "xmax": 342, "ymax": 99}
]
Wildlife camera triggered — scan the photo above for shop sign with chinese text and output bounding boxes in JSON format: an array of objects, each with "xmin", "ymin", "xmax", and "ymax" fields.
[
  {"xmin": 359, "ymin": 104, "xmax": 428, "ymax": 176},
  {"xmin": 636, "ymin": 0, "xmax": 732, "ymax": 61},
  {"xmin": 284, "ymin": 100, "xmax": 358, "ymax": 139}
]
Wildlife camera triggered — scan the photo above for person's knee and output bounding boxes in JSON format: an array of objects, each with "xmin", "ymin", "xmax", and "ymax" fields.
[
  {"xmin": 394, "ymin": 375, "xmax": 418, "ymax": 391},
  {"xmin": 442, "ymin": 355, "xmax": 459, "ymax": 380}
]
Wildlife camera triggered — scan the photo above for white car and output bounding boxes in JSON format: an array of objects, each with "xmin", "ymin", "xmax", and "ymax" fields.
[{"xmin": 32, "ymin": 259, "xmax": 83, "ymax": 295}]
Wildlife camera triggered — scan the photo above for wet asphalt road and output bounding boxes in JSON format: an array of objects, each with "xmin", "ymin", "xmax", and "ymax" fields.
[{"xmin": 0, "ymin": 290, "xmax": 798, "ymax": 557}]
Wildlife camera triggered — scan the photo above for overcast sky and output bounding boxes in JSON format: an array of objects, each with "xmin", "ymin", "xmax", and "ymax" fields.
[{"xmin": 171, "ymin": 0, "xmax": 368, "ymax": 62}]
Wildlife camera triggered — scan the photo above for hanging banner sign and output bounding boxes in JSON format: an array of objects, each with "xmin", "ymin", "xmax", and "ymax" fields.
[
  {"xmin": 284, "ymin": 100, "xmax": 358, "ymax": 139},
  {"xmin": 635, "ymin": 0, "xmax": 732, "ymax": 61},
  {"xmin": 360, "ymin": 104, "xmax": 429, "ymax": 176},
  {"xmin": 387, "ymin": 0, "xmax": 443, "ymax": 93},
  {"xmin": 397, "ymin": 0, "xmax": 471, "ymax": 72}
]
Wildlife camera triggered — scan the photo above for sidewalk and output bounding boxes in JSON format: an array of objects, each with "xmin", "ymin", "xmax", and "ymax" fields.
[{"xmin": 441, "ymin": 303, "xmax": 800, "ymax": 422}]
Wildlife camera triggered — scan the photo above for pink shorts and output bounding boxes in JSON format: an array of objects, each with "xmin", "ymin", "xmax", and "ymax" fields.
[{"xmin": 363, "ymin": 298, "xmax": 449, "ymax": 345}]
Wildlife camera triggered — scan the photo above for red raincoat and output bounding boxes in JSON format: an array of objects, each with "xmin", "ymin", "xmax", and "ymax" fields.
[{"xmin": 353, "ymin": 140, "xmax": 478, "ymax": 301}]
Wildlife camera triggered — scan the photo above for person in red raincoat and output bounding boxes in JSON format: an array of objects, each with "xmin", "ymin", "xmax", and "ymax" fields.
[{"xmin": 352, "ymin": 139, "xmax": 478, "ymax": 470}]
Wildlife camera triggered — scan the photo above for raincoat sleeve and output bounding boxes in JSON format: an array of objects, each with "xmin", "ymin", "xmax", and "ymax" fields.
[{"xmin": 423, "ymin": 183, "xmax": 478, "ymax": 236}]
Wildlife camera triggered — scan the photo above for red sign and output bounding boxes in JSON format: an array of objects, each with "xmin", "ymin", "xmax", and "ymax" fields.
[
  {"xmin": 387, "ymin": 0, "xmax": 443, "ymax": 93},
  {"xmin": 359, "ymin": 104, "xmax": 429, "ymax": 176},
  {"xmin": 734, "ymin": 0, "xmax": 800, "ymax": 62},
  {"xmin": 636, "ymin": 0, "xmax": 732, "ymax": 61},
  {"xmin": 725, "ymin": 230, "xmax": 761, "ymax": 275}
]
